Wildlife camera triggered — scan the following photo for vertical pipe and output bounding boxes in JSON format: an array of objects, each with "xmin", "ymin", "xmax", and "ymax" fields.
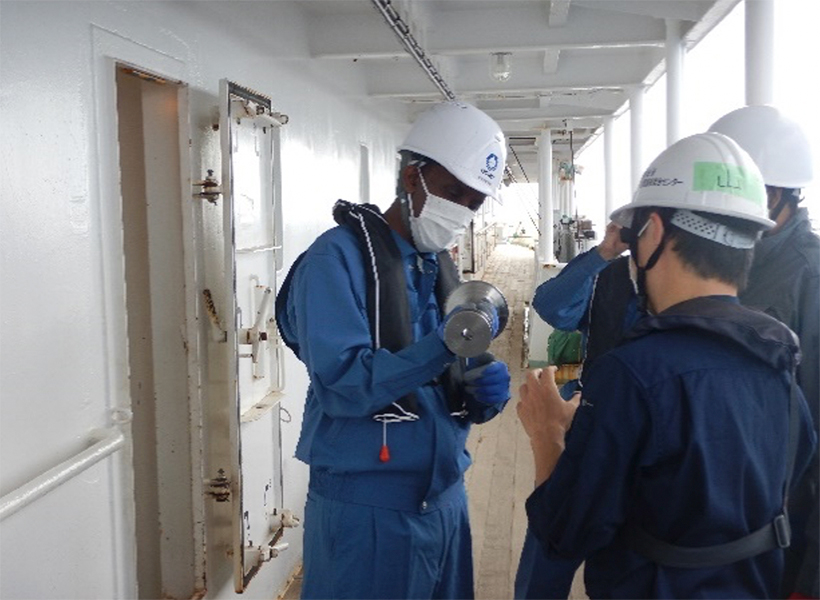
[
  {"xmin": 603, "ymin": 117, "xmax": 615, "ymax": 221},
  {"xmin": 745, "ymin": 0, "xmax": 775, "ymax": 105},
  {"xmin": 630, "ymin": 86, "xmax": 645, "ymax": 192},
  {"xmin": 564, "ymin": 182, "xmax": 572, "ymax": 216},
  {"xmin": 665, "ymin": 18, "xmax": 683, "ymax": 146},
  {"xmin": 558, "ymin": 182, "xmax": 563, "ymax": 217},
  {"xmin": 538, "ymin": 129, "xmax": 554, "ymax": 263}
]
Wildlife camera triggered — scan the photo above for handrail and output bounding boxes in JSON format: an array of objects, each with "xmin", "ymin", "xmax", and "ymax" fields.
[{"xmin": 0, "ymin": 428, "xmax": 125, "ymax": 521}]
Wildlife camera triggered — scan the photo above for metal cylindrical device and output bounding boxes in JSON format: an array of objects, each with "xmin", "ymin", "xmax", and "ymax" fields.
[{"xmin": 442, "ymin": 281, "xmax": 509, "ymax": 358}]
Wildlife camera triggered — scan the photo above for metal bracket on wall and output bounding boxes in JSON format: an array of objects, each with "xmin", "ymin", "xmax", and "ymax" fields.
[{"xmin": 193, "ymin": 169, "xmax": 222, "ymax": 204}]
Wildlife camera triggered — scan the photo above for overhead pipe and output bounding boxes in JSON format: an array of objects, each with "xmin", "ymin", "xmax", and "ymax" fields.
[
  {"xmin": 371, "ymin": 0, "xmax": 457, "ymax": 101},
  {"xmin": 371, "ymin": 1, "xmax": 515, "ymax": 195}
]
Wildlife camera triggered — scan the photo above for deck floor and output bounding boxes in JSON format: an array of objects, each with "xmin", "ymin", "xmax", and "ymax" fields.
[
  {"xmin": 466, "ymin": 243, "xmax": 586, "ymax": 600},
  {"xmin": 281, "ymin": 242, "xmax": 587, "ymax": 599}
]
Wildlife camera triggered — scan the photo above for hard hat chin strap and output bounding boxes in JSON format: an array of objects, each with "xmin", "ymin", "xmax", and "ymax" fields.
[{"xmin": 630, "ymin": 216, "xmax": 667, "ymax": 314}]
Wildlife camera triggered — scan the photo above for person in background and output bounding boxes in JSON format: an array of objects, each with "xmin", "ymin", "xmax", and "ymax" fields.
[
  {"xmin": 515, "ymin": 222, "xmax": 639, "ymax": 599},
  {"xmin": 532, "ymin": 220, "xmax": 638, "ymax": 396},
  {"xmin": 710, "ymin": 105, "xmax": 819, "ymax": 599},
  {"xmin": 275, "ymin": 101, "xmax": 511, "ymax": 600},
  {"xmin": 517, "ymin": 131, "xmax": 817, "ymax": 598}
]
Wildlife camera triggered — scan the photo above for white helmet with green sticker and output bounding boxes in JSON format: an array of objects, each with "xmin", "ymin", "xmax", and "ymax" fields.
[{"xmin": 610, "ymin": 132, "xmax": 775, "ymax": 236}]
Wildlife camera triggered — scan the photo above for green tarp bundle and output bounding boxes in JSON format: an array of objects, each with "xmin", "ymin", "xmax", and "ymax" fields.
[{"xmin": 547, "ymin": 329, "xmax": 583, "ymax": 366}]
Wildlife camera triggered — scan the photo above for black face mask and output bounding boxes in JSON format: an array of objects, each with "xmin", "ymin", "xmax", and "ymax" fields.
[
  {"xmin": 767, "ymin": 186, "xmax": 800, "ymax": 222},
  {"xmin": 624, "ymin": 213, "xmax": 667, "ymax": 314}
]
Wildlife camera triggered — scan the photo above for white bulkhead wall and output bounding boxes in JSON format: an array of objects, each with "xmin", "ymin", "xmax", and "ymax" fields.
[{"xmin": 0, "ymin": 2, "xmax": 406, "ymax": 599}]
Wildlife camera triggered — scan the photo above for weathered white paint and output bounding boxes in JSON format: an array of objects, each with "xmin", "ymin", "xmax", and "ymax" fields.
[{"xmin": 0, "ymin": 2, "xmax": 406, "ymax": 598}]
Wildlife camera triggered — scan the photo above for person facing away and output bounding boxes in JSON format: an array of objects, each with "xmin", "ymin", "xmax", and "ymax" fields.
[
  {"xmin": 515, "ymin": 222, "xmax": 639, "ymax": 599},
  {"xmin": 516, "ymin": 131, "xmax": 817, "ymax": 599},
  {"xmin": 710, "ymin": 104, "xmax": 819, "ymax": 598},
  {"xmin": 275, "ymin": 101, "xmax": 512, "ymax": 600}
]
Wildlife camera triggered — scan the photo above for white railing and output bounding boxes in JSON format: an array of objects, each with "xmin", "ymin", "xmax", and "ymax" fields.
[{"xmin": 0, "ymin": 428, "xmax": 125, "ymax": 521}]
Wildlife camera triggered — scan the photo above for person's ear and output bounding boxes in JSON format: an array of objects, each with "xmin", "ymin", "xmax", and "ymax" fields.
[{"xmin": 645, "ymin": 212, "xmax": 665, "ymax": 251}]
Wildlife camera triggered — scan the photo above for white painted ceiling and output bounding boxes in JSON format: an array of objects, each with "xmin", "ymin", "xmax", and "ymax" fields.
[
  {"xmin": 302, "ymin": 0, "xmax": 742, "ymax": 184},
  {"xmin": 197, "ymin": 0, "xmax": 741, "ymax": 183}
]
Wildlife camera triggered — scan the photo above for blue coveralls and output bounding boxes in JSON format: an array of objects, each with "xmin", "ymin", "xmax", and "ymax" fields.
[
  {"xmin": 517, "ymin": 249, "xmax": 639, "ymax": 599},
  {"xmin": 279, "ymin": 225, "xmax": 503, "ymax": 599},
  {"xmin": 526, "ymin": 296, "xmax": 817, "ymax": 599}
]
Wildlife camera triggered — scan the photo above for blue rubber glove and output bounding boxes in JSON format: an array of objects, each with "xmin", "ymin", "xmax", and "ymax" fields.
[{"xmin": 464, "ymin": 355, "xmax": 511, "ymax": 405}]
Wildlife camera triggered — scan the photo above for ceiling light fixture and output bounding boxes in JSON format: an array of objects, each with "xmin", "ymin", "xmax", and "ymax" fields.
[{"xmin": 490, "ymin": 52, "xmax": 512, "ymax": 82}]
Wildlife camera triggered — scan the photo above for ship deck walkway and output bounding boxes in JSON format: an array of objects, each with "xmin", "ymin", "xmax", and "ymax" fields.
[{"xmin": 465, "ymin": 242, "xmax": 586, "ymax": 600}]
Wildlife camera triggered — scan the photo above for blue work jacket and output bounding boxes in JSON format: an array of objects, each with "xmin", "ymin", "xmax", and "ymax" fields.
[
  {"xmin": 533, "ymin": 249, "xmax": 639, "ymax": 344},
  {"xmin": 526, "ymin": 296, "xmax": 817, "ymax": 599},
  {"xmin": 533, "ymin": 248, "xmax": 614, "ymax": 332},
  {"xmin": 279, "ymin": 225, "xmax": 502, "ymax": 512}
]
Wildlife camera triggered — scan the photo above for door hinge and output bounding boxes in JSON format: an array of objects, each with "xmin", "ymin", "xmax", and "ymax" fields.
[{"xmin": 205, "ymin": 468, "xmax": 231, "ymax": 502}]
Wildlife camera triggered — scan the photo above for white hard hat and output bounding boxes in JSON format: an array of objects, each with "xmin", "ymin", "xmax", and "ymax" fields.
[
  {"xmin": 708, "ymin": 105, "xmax": 813, "ymax": 189},
  {"xmin": 400, "ymin": 101, "xmax": 507, "ymax": 199},
  {"xmin": 610, "ymin": 132, "xmax": 775, "ymax": 230}
]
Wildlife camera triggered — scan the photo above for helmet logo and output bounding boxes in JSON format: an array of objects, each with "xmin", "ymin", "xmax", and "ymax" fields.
[
  {"xmin": 639, "ymin": 167, "xmax": 684, "ymax": 189},
  {"xmin": 693, "ymin": 162, "xmax": 765, "ymax": 205},
  {"xmin": 481, "ymin": 153, "xmax": 499, "ymax": 181}
]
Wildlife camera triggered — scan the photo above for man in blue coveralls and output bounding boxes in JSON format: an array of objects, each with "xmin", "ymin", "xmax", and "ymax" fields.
[
  {"xmin": 517, "ymin": 131, "xmax": 817, "ymax": 598},
  {"xmin": 276, "ymin": 102, "xmax": 512, "ymax": 599}
]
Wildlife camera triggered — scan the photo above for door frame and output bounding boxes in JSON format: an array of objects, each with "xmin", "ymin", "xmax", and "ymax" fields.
[{"xmin": 91, "ymin": 25, "xmax": 205, "ymax": 599}]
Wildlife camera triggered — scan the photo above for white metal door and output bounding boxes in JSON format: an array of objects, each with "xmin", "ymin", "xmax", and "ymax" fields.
[{"xmin": 218, "ymin": 79, "xmax": 293, "ymax": 593}]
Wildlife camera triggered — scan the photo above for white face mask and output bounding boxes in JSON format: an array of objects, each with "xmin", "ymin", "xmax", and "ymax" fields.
[{"xmin": 409, "ymin": 172, "xmax": 476, "ymax": 253}]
